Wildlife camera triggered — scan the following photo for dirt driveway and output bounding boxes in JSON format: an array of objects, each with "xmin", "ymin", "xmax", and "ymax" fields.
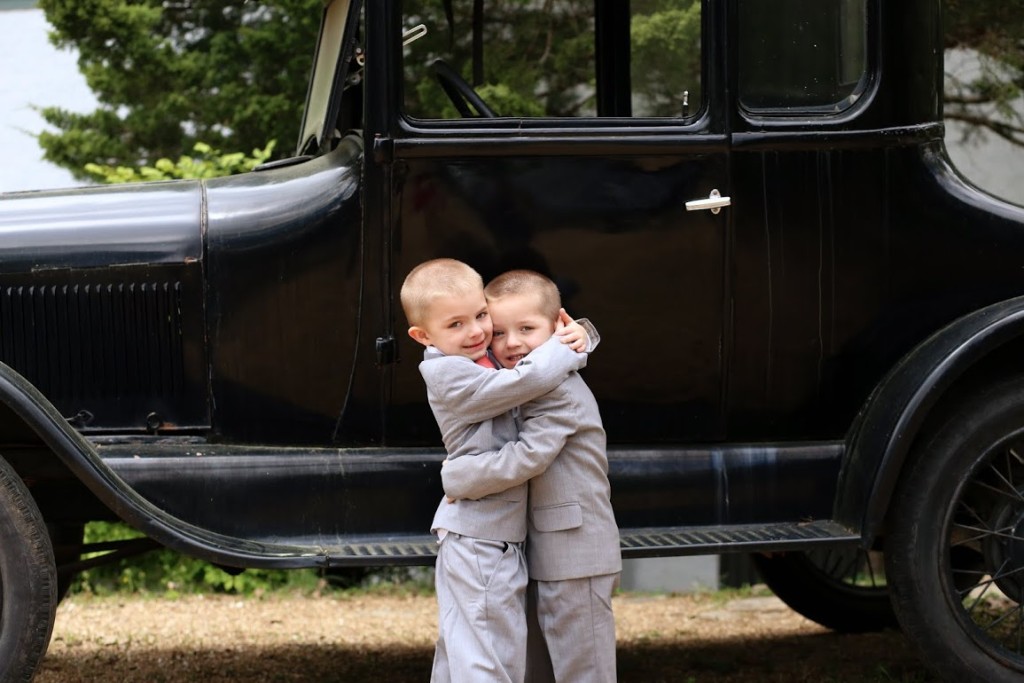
[{"xmin": 36, "ymin": 590, "xmax": 936, "ymax": 682}]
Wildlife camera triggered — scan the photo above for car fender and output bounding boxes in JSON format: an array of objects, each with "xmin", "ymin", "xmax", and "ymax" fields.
[
  {"xmin": 0, "ymin": 360, "xmax": 315, "ymax": 569},
  {"xmin": 837, "ymin": 294, "xmax": 1024, "ymax": 542}
]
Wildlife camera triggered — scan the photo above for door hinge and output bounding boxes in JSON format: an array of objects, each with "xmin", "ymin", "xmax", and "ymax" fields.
[
  {"xmin": 376, "ymin": 335, "xmax": 398, "ymax": 365},
  {"xmin": 372, "ymin": 134, "xmax": 393, "ymax": 164}
]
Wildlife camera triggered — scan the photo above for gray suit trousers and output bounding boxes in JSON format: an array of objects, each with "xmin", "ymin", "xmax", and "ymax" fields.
[
  {"xmin": 526, "ymin": 574, "xmax": 619, "ymax": 683},
  {"xmin": 431, "ymin": 533, "xmax": 529, "ymax": 683}
]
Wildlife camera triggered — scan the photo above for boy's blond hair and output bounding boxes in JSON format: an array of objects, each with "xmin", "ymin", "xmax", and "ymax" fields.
[
  {"xmin": 484, "ymin": 269, "xmax": 561, "ymax": 321},
  {"xmin": 400, "ymin": 258, "xmax": 484, "ymax": 326}
]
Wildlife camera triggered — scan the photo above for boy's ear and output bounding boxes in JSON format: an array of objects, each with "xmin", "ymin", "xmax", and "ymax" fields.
[{"xmin": 408, "ymin": 326, "xmax": 431, "ymax": 347}]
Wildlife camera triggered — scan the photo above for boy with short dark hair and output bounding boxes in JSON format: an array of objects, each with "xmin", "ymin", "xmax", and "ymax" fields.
[
  {"xmin": 400, "ymin": 258, "xmax": 590, "ymax": 683},
  {"xmin": 442, "ymin": 269, "xmax": 621, "ymax": 683}
]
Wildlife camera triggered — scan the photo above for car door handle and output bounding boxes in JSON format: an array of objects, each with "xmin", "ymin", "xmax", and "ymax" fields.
[{"xmin": 685, "ymin": 189, "xmax": 731, "ymax": 214}]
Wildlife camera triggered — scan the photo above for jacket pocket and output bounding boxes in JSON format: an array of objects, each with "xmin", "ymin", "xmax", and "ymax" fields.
[{"xmin": 531, "ymin": 502, "xmax": 582, "ymax": 532}]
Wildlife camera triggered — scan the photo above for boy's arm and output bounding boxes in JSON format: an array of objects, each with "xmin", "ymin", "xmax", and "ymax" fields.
[
  {"xmin": 426, "ymin": 335, "xmax": 587, "ymax": 424},
  {"xmin": 441, "ymin": 389, "xmax": 577, "ymax": 500}
]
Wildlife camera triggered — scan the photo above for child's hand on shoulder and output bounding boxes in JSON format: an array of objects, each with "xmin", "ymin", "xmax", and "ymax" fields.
[{"xmin": 555, "ymin": 308, "xmax": 589, "ymax": 352}]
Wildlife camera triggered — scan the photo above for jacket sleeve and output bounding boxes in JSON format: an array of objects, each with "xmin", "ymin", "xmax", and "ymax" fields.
[
  {"xmin": 426, "ymin": 336, "xmax": 587, "ymax": 424},
  {"xmin": 575, "ymin": 318, "xmax": 600, "ymax": 352},
  {"xmin": 441, "ymin": 387, "xmax": 577, "ymax": 500}
]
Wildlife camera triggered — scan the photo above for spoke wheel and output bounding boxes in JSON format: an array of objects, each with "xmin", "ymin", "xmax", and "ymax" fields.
[
  {"xmin": 752, "ymin": 547, "xmax": 896, "ymax": 632},
  {"xmin": 886, "ymin": 378, "xmax": 1024, "ymax": 682}
]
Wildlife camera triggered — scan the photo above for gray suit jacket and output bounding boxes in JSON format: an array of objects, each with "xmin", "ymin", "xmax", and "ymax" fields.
[
  {"xmin": 441, "ymin": 371, "xmax": 621, "ymax": 581},
  {"xmin": 421, "ymin": 336, "xmax": 588, "ymax": 543}
]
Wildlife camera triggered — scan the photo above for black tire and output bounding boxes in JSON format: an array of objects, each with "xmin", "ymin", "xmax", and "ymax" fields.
[
  {"xmin": 0, "ymin": 456, "xmax": 58, "ymax": 682},
  {"xmin": 885, "ymin": 377, "xmax": 1024, "ymax": 683},
  {"xmin": 752, "ymin": 547, "xmax": 897, "ymax": 632}
]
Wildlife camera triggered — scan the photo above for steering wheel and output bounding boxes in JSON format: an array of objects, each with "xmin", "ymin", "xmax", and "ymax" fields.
[{"xmin": 431, "ymin": 60, "xmax": 498, "ymax": 118}]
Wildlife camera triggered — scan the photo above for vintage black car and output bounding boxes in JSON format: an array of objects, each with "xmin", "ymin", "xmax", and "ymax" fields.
[{"xmin": 1, "ymin": 0, "xmax": 1022, "ymax": 681}]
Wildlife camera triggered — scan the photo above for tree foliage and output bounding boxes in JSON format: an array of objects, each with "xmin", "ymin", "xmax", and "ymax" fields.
[
  {"xmin": 38, "ymin": 0, "xmax": 321, "ymax": 181},
  {"xmin": 84, "ymin": 140, "xmax": 276, "ymax": 183},
  {"xmin": 34, "ymin": 0, "xmax": 1024, "ymax": 184},
  {"xmin": 73, "ymin": 522, "xmax": 321, "ymax": 595},
  {"xmin": 943, "ymin": 0, "xmax": 1024, "ymax": 146},
  {"xmin": 630, "ymin": 1, "xmax": 702, "ymax": 116}
]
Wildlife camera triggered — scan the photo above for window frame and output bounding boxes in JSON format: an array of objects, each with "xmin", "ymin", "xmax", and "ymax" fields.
[
  {"xmin": 735, "ymin": 0, "xmax": 879, "ymax": 126},
  {"xmin": 394, "ymin": 0, "xmax": 715, "ymax": 135},
  {"xmin": 297, "ymin": 0, "xmax": 361, "ymax": 156}
]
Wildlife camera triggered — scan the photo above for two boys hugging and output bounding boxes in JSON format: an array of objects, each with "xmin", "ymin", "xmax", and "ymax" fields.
[{"xmin": 400, "ymin": 258, "xmax": 621, "ymax": 683}]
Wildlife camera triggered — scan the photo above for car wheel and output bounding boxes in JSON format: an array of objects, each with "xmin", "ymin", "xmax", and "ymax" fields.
[
  {"xmin": 752, "ymin": 547, "xmax": 896, "ymax": 632},
  {"xmin": 0, "ymin": 455, "xmax": 58, "ymax": 683},
  {"xmin": 886, "ymin": 377, "xmax": 1024, "ymax": 682}
]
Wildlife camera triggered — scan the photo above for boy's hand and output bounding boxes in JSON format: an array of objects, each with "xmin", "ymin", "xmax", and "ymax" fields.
[
  {"xmin": 442, "ymin": 459, "xmax": 457, "ymax": 502},
  {"xmin": 555, "ymin": 308, "xmax": 588, "ymax": 352}
]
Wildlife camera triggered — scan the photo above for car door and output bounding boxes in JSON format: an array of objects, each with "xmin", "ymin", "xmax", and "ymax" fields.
[
  {"xmin": 726, "ymin": 0, "xmax": 883, "ymax": 440},
  {"xmin": 377, "ymin": 0, "xmax": 730, "ymax": 445}
]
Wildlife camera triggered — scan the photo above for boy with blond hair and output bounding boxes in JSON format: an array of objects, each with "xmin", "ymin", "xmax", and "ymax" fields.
[
  {"xmin": 442, "ymin": 269, "xmax": 621, "ymax": 683},
  {"xmin": 400, "ymin": 258, "xmax": 591, "ymax": 683}
]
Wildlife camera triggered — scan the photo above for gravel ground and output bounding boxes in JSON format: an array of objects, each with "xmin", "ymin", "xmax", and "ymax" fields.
[{"xmin": 36, "ymin": 590, "xmax": 937, "ymax": 682}]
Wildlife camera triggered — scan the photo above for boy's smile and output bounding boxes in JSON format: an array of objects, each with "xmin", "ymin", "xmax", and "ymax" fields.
[
  {"xmin": 488, "ymin": 293, "xmax": 558, "ymax": 369},
  {"xmin": 409, "ymin": 290, "xmax": 492, "ymax": 360}
]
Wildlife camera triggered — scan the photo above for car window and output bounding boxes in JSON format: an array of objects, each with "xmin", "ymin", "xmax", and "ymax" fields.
[
  {"xmin": 738, "ymin": 0, "xmax": 868, "ymax": 115},
  {"xmin": 401, "ymin": 0, "xmax": 702, "ymax": 120}
]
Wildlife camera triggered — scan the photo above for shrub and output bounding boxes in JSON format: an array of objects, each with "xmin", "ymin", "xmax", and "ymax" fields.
[
  {"xmin": 84, "ymin": 141, "xmax": 276, "ymax": 184},
  {"xmin": 72, "ymin": 521, "xmax": 320, "ymax": 596},
  {"xmin": 71, "ymin": 522, "xmax": 435, "ymax": 596}
]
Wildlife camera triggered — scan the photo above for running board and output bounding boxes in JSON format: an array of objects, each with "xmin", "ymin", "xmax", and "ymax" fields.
[
  {"xmin": 319, "ymin": 520, "xmax": 859, "ymax": 567},
  {"xmin": 618, "ymin": 520, "xmax": 859, "ymax": 558}
]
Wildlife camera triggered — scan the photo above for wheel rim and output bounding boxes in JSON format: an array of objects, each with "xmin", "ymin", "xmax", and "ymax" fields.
[
  {"xmin": 946, "ymin": 436, "xmax": 1024, "ymax": 665},
  {"xmin": 802, "ymin": 547, "xmax": 887, "ymax": 593}
]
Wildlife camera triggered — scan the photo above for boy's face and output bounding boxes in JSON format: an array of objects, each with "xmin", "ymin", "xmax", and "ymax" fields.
[
  {"xmin": 488, "ymin": 293, "xmax": 558, "ymax": 369},
  {"xmin": 408, "ymin": 289, "xmax": 492, "ymax": 361}
]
